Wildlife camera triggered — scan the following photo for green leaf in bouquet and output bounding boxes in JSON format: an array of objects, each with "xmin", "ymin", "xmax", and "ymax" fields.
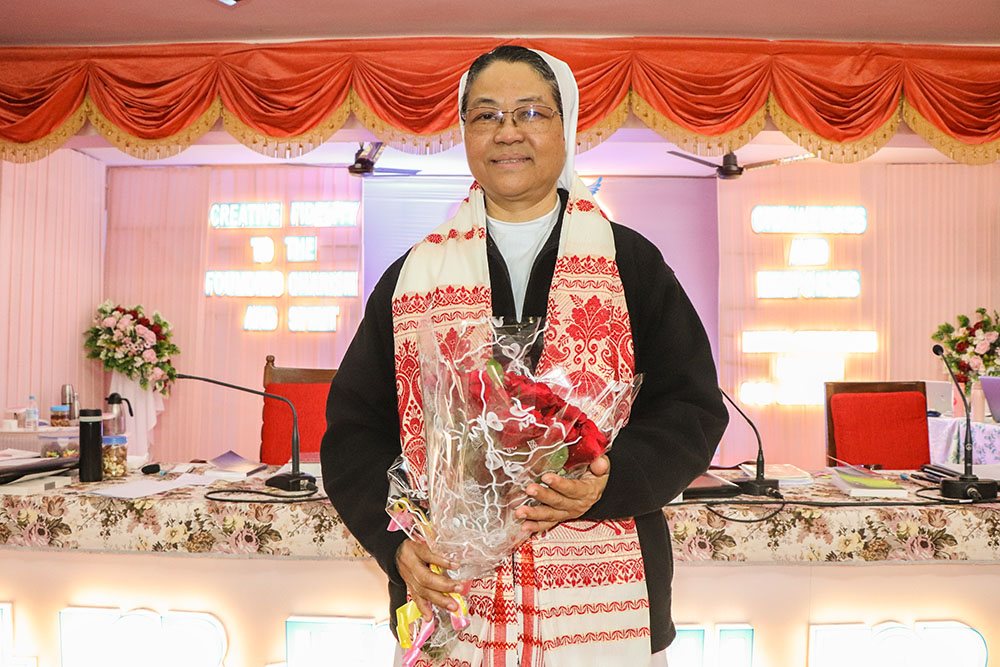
[
  {"xmin": 545, "ymin": 445, "xmax": 569, "ymax": 473},
  {"xmin": 485, "ymin": 358, "xmax": 505, "ymax": 387}
]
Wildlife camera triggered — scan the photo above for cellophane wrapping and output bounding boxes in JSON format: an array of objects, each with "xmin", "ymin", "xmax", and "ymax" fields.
[{"xmin": 386, "ymin": 318, "xmax": 642, "ymax": 655}]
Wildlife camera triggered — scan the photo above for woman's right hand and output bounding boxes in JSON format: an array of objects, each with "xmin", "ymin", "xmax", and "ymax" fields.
[{"xmin": 395, "ymin": 539, "xmax": 465, "ymax": 619}]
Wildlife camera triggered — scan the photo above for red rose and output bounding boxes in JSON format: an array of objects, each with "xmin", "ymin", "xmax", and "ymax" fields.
[
  {"xmin": 505, "ymin": 374, "xmax": 561, "ymax": 413},
  {"xmin": 957, "ymin": 360, "xmax": 971, "ymax": 373},
  {"xmin": 151, "ymin": 324, "xmax": 163, "ymax": 334},
  {"xmin": 113, "ymin": 306, "xmax": 125, "ymax": 314},
  {"xmin": 956, "ymin": 373, "xmax": 969, "ymax": 384},
  {"xmin": 138, "ymin": 317, "xmax": 150, "ymax": 327},
  {"xmin": 973, "ymin": 321, "xmax": 984, "ymax": 331},
  {"xmin": 956, "ymin": 341, "xmax": 968, "ymax": 353},
  {"xmin": 564, "ymin": 420, "xmax": 608, "ymax": 468},
  {"xmin": 128, "ymin": 309, "xmax": 139, "ymax": 319}
]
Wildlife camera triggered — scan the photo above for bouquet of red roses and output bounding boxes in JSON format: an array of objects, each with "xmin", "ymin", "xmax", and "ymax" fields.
[
  {"xmin": 388, "ymin": 318, "xmax": 641, "ymax": 579},
  {"xmin": 386, "ymin": 318, "xmax": 641, "ymax": 661}
]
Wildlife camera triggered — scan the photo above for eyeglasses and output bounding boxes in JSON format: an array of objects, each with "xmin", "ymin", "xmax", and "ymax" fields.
[{"xmin": 461, "ymin": 105, "xmax": 560, "ymax": 134}]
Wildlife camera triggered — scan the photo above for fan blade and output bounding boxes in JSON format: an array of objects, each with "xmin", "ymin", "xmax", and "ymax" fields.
[
  {"xmin": 743, "ymin": 153, "xmax": 815, "ymax": 171},
  {"xmin": 366, "ymin": 169, "xmax": 421, "ymax": 177},
  {"xmin": 375, "ymin": 167, "xmax": 421, "ymax": 176},
  {"xmin": 667, "ymin": 150, "xmax": 721, "ymax": 170}
]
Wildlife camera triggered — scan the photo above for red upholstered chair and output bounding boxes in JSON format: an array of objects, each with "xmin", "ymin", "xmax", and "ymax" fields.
[
  {"xmin": 261, "ymin": 355, "xmax": 337, "ymax": 466},
  {"xmin": 824, "ymin": 381, "xmax": 930, "ymax": 469}
]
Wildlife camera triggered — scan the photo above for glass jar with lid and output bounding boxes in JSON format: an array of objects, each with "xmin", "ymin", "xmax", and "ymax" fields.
[
  {"xmin": 101, "ymin": 435, "xmax": 128, "ymax": 478},
  {"xmin": 50, "ymin": 405, "xmax": 71, "ymax": 427}
]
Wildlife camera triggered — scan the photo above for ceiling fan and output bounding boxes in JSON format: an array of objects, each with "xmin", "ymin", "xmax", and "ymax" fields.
[
  {"xmin": 668, "ymin": 150, "xmax": 814, "ymax": 180},
  {"xmin": 347, "ymin": 142, "xmax": 421, "ymax": 177}
]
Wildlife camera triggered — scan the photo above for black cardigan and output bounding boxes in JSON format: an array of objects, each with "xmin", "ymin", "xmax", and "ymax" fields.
[{"xmin": 321, "ymin": 190, "xmax": 728, "ymax": 653}]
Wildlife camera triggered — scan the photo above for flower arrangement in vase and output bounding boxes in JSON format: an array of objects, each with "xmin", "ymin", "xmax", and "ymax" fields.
[
  {"xmin": 84, "ymin": 301, "xmax": 179, "ymax": 395},
  {"xmin": 932, "ymin": 307, "xmax": 1000, "ymax": 395}
]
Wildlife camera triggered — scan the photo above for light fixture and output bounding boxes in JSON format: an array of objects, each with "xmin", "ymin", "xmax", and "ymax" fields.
[{"xmin": 215, "ymin": 0, "xmax": 241, "ymax": 6}]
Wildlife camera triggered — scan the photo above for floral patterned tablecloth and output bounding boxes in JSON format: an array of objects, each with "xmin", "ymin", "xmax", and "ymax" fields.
[
  {"xmin": 0, "ymin": 468, "xmax": 368, "ymax": 559},
  {"xmin": 1, "ymin": 467, "xmax": 999, "ymax": 566},
  {"xmin": 928, "ymin": 417, "xmax": 1000, "ymax": 465}
]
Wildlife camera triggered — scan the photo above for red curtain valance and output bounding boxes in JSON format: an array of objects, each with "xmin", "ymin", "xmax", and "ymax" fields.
[{"xmin": 1, "ymin": 37, "xmax": 998, "ymax": 164}]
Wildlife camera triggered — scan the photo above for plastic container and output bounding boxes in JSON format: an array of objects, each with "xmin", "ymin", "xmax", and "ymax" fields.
[
  {"xmin": 101, "ymin": 435, "xmax": 128, "ymax": 478},
  {"xmin": 50, "ymin": 405, "xmax": 71, "ymax": 427},
  {"xmin": 39, "ymin": 435, "xmax": 79, "ymax": 458}
]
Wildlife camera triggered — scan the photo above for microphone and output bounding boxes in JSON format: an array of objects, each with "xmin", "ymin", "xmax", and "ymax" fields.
[
  {"xmin": 175, "ymin": 373, "xmax": 316, "ymax": 492},
  {"xmin": 931, "ymin": 345, "xmax": 997, "ymax": 500},
  {"xmin": 720, "ymin": 387, "xmax": 781, "ymax": 498}
]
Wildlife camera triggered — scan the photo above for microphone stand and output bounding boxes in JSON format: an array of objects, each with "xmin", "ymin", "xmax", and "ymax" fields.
[
  {"xmin": 720, "ymin": 387, "xmax": 781, "ymax": 498},
  {"xmin": 931, "ymin": 346, "xmax": 997, "ymax": 500},
  {"xmin": 176, "ymin": 373, "xmax": 316, "ymax": 492}
]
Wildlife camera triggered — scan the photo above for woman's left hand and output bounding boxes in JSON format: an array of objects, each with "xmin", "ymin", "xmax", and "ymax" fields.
[{"xmin": 516, "ymin": 455, "xmax": 610, "ymax": 534}]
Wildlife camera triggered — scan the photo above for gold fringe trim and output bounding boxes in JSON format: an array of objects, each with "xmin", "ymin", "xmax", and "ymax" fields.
[
  {"xmin": 768, "ymin": 95, "xmax": 899, "ymax": 163},
  {"xmin": 902, "ymin": 100, "xmax": 1000, "ymax": 166},
  {"xmin": 576, "ymin": 96, "xmax": 630, "ymax": 153},
  {"xmin": 629, "ymin": 90, "xmax": 766, "ymax": 156},
  {"xmin": 349, "ymin": 91, "xmax": 462, "ymax": 155},
  {"xmin": 0, "ymin": 101, "xmax": 89, "ymax": 163},
  {"xmin": 88, "ymin": 96, "xmax": 221, "ymax": 161},
  {"xmin": 223, "ymin": 99, "xmax": 351, "ymax": 159}
]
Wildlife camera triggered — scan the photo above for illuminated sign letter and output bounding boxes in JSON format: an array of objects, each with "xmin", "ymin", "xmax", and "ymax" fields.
[
  {"xmin": 288, "ymin": 306, "xmax": 340, "ymax": 332},
  {"xmin": 209, "ymin": 203, "xmax": 282, "ymax": 229},
  {"xmin": 286, "ymin": 271, "xmax": 359, "ymax": 298},
  {"xmin": 290, "ymin": 201, "xmax": 360, "ymax": 227},
  {"xmin": 204, "ymin": 271, "xmax": 285, "ymax": 297},
  {"xmin": 751, "ymin": 205, "xmax": 867, "ymax": 234},
  {"xmin": 250, "ymin": 236, "xmax": 275, "ymax": 264},
  {"xmin": 244, "ymin": 305, "xmax": 279, "ymax": 331},
  {"xmin": 788, "ymin": 237, "xmax": 831, "ymax": 266},
  {"xmin": 284, "ymin": 236, "xmax": 319, "ymax": 262},
  {"xmin": 756, "ymin": 270, "xmax": 861, "ymax": 299}
]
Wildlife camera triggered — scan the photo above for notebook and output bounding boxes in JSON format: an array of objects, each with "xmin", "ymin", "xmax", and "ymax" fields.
[{"xmin": 827, "ymin": 466, "xmax": 908, "ymax": 498}]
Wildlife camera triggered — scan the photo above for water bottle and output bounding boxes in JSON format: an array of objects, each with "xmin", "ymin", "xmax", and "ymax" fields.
[{"xmin": 25, "ymin": 396, "xmax": 39, "ymax": 431}]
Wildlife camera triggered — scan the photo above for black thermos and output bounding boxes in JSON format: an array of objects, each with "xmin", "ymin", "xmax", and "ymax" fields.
[{"xmin": 78, "ymin": 408, "xmax": 103, "ymax": 482}]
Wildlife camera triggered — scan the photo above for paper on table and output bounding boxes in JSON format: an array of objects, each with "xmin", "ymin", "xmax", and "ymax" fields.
[
  {"xmin": 92, "ymin": 479, "xmax": 188, "ymax": 499},
  {"xmin": 0, "ymin": 449, "xmax": 41, "ymax": 461},
  {"xmin": 173, "ymin": 473, "xmax": 215, "ymax": 486}
]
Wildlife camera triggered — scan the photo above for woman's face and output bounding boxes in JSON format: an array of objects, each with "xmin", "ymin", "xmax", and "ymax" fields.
[{"xmin": 463, "ymin": 61, "xmax": 565, "ymax": 221}]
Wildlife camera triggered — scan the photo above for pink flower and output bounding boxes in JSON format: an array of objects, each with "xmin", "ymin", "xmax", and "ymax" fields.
[
  {"xmin": 142, "ymin": 349, "xmax": 158, "ymax": 363},
  {"xmin": 969, "ymin": 356, "xmax": 984, "ymax": 372},
  {"xmin": 227, "ymin": 528, "xmax": 259, "ymax": 554},
  {"xmin": 102, "ymin": 316, "xmax": 117, "ymax": 327},
  {"xmin": 986, "ymin": 331, "xmax": 999, "ymax": 344},
  {"xmin": 151, "ymin": 367, "xmax": 166, "ymax": 381},
  {"xmin": 905, "ymin": 534, "xmax": 935, "ymax": 560},
  {"xmin": 682, "ymin": 534, "xmax": 714, "ymax": 561},
  {"xmin": 116, "ymin": 316, "xmax": 132, "ymax": 331},
  {"xmin": 22, "ymin": 521, "xmax": 51, "ymax": 547},
  {"xmin": 975, "ymin": 340, "xmax": 991, "ymax": 355}
]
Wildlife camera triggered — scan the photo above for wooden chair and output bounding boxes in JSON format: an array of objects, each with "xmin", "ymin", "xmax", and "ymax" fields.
[
  {"xmin": 261, "ymin": 355, "xmax": 337, "ymax": 465},
  {"xmin": 824, "ymin": 381, "xmax": 930, "ymax": 469}
]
